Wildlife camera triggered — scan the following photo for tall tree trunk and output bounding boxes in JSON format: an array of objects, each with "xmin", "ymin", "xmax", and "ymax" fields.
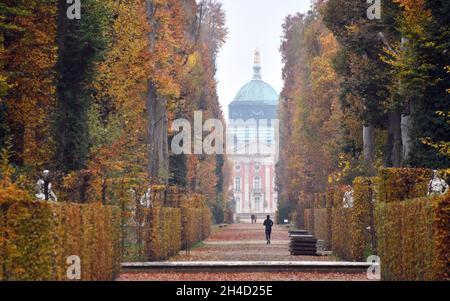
[
  {"xmin": 146, "ymin": 83, "xmax": 169, "ymax": 186},
  {"xmin": 145, "ymin": 0, "xmax": 169, "ymax": 186},
  {"xmin": 399, "ymin": 37, "xmax": 412, "ymax": 165},
  {"xmin": 363, "ymin": 125, "xmax": 375, "ymax": 165},
  {"xmin": 401, "ymin": 103, "xmax": 413, "ymax": 163},
  {"xmin": 56, "ymin": 0, "xmax": 68, "ymax": 168},
  {"xmin": 389, "ymin": 111, "xmax": 403, "ymax": 168}
]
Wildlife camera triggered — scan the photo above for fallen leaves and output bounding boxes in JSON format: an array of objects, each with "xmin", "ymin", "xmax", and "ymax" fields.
[{"xmin": 117, "ymin": 272, "xmax": 369, "ymax": 281}]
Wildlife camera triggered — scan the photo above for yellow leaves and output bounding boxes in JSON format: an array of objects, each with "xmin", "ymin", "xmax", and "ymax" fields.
[
  {"xmin": 143, "ymin": 207, "xmax": 182, "ymax": 260},
  {"xmin": 345, "ymin": 24, "xmax": 358, "ymax": 34},
  {"xmin": 0, "ymin": 199, "xmax": 122, "ymax": 280},
  {"xmin": 3, "ymin": 0, "xmax": 58, "ymax": 167},
  {"xmin": 186, "ymin": 52, "xmax": 200, "ymax": 70},
  {"xmin": 421, "ymin": 111, "xmax": 450, "ymax": 158},
  {"xmin": 375, "ymin": 195, "xmax": 448, "ymax": 280}
]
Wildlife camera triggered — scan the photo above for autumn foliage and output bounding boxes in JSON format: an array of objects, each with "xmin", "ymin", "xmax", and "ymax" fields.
[
  {"xmin": 301, "ymin": 167, "xmax": 448, "ymax": 280},
  {"xmin": 0, "ymin": 198, "xmax": 121, "ymax": 281},
  {"xmin": 376, "ymin": 194, "xmax": 450, "ymax": 280}
]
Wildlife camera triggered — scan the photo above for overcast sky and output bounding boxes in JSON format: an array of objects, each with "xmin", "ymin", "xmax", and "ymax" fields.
[{"xmin": 216, "ymin": 0, "xmax": 312, "ymax": 119}]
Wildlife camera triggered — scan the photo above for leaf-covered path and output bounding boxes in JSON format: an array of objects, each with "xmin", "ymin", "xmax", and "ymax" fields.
[
  {"xmin": 118, "ymin": 224, "xmax": 370, "ymax": 281},
  {"xmin": 170, "ymin": 224, "xmax": 332, "ymax": 262}
]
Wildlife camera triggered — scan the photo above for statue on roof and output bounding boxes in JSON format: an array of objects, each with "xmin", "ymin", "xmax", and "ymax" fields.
[
  {"xmin": 253, "ymin": 49, "xmax": 262, "ymax": 80},
  {"xmin": 254, "ymin": 49, "xmax": 261, "ymax": 65}
]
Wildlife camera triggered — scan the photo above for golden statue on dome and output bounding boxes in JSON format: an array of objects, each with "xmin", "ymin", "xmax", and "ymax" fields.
[{"xmin": 254, "ymin": 49, "xmax": 261, "ymax": 65}]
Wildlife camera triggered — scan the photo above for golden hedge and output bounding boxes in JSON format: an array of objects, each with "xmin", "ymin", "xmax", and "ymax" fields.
[
  {"xmin": 375, "ymin": 194, "xmax": 449, "ymax": 280},
  {"xmin": 303, "ymin": 192, "xmax": 332, "ymax": 249},
  {"xmin": 331, "ymin": 206, "xmax": 353, "ymax": 260},
  {"xmin": 329, "ymin": 186, "xmax": 353, "ymax": 260},
  {"xmin": 201, "ymin": 208, "xmax": 212, "ymax": 240},
  {"xmin": 144, "ymin": 207, "xmax": 181, "ymax": 261},
  {"xmin": 181, "ymin": 207, "xmax": 212, "ymax": 250},
  {"xmin": 375, "ymin": 168, "xmax": 433, "ymax": 203},
  {"xmin": 325, "ymin": 187, "xmax": 334, "ymax": 250},
  {"xmin": 351, "ymin": 177, "xmax": 377, "ymax": 261},
  {"xmin": 433, "ymin": 192, "xmax": 450, "ymax": 280},
  {"xmin": 313, "ymin": 208, "xmax": 329, "ymax": 248},
  {"xmin": 296, "ymin": 192, "xmax": 314, "ymax": 229},
  {"xmin": 143, "ymin": 206, "xmax": 211, "ymax": 259},
  {"xmin": 0, "ymin": 199, "xmax": 121, "ymax": 281},
  {"xmin": 304, "ymin": 208, "xmax": 314, "ymax": 234}
]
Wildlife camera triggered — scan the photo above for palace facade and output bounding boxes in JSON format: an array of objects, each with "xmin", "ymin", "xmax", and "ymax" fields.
[{"xmin": 228, "ymin": 51, "xmax": 279, "ymax": 223}]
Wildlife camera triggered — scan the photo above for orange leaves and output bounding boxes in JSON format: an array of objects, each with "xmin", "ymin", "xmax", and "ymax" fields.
[
  {"xmin": 278, "ymin": 12, "xmax": 343, "ymax": 208},
  {"xmin": 118, "ymin": 272, "xmax": 369, "ymax": 281},
  {"xmin": 0, "ymin": 199, "xmax": 122, "ymax": 280},
  {"xmin": 393, "ymin": 0, "xmax": 432, "ymax": 37},
  {"xmin": 146, "ymin": 0, "xmax": 193, "ymax": 99},
  {"xmin": 3, "ymin": 0, "xmax": 58, "ymax": 167}
]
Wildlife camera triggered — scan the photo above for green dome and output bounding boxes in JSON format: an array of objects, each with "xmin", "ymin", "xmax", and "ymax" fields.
[
  {"xmin": 231, "ymin": 50, "xmax": 279, "ymax": 106},
  {"xmin": 233, "ymin": 79, "xmax": 279, "ymax": 105}
]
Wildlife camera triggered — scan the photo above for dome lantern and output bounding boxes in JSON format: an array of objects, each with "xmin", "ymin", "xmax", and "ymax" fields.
[
  {"xmin": 253, "ymin": 49, "xmax": 262, "ymax": 80},
  {"xmin": 230, "ymin": 50, "xmax": 279, "ymax": 106}
]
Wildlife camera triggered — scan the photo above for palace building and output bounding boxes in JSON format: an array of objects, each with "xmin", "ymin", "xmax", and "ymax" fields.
[{"xmin": 228, "ymin": 50, "xmax": 279, "ymax": 223}]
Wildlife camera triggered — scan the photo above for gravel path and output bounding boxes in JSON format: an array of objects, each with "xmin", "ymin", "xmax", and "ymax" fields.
[
  {"xmin": 118, "ymin": 224, "xmax": 371, "ymax": 281},
  {"xmin": 170, "ymin": 224, "xmax": 336, "ymax": 262}
]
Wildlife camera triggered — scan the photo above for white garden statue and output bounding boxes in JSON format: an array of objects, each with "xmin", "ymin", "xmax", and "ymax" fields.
[
  {"xmin": 428, "ymin": 170, "xmax": 449, "ymax": 196},
  {"xmin": 36, "ymin": 170, "xmax": 57, "ymax": 202},
  {"xmin": 140, "ymin": 188, "xmax": 153, "ymax": 208},
  {"xmin": 343, "ymin": 188, "xmax": 354, "ymax": 208}
]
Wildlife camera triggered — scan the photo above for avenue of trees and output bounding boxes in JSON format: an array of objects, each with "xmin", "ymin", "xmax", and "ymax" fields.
[
  {"xmin": 0, "ymin": 0, "xmax": 230, "ymax": 223},
  {"xmin": 276, "ymin": 0, "xmax": 450, "ymax": 219}
]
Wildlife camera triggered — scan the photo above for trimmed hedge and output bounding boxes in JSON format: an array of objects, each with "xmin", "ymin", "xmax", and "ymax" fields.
[
  {"xmin": 296, "ymin": 191, "xmax": 314, "ymax": 229},
  {"xmin": 332, "ymin": 206, "xmax": 353, "ymax": 260},
  {"xmin": 181, "ymin": 207, "xmax": 212, "ymax": 249},
  {"xmin": 434, "ymin": 192, "xmax": 450, "ymax": 280},
  {"xmin": 144, "ymin": 207, "xmax": 181, "ymax": 261},
  {"xmin": 375, "ymin": 168, "xmax": 433, "ymax": 203},
  {"xmin": 0, "ymin": 200, "xmax": 121, "ymax": 281},
  {"xmin": 351, "ymin": 177, "xmax": 377, "ymax": 261},
  {"xmin": 375, "ymin": 194, "xmax": 450, "ymax": 280},
  {"xmin": 143, "ymin": 205, "xmax": 212, "ymax": 260},
  {"xmin": 313, "ymin": 208, "xmax": 329, "ymax": 248},
  {"xmin": 304, "ymin": 208, "xmax": 314, "ymax": 235},
  {"xmin": 304, "ymin": 207, "xmax": 330, "ymax": 249},
  {"xmin": 321, "ymin": 168, "xmax": 449, "ymax": 279},
  {"xmin": 328, "ymin": 186, "xmax": 353, "ymax": 260},
  {"xmin": 202, "ymin": 208, "xmax": 212, "ymax": 239}
]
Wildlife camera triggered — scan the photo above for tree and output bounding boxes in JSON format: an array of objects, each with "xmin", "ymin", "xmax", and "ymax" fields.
[
  {"xmin": 385, "ymin": 0, "xmax": 450, "ymax": 168},
  {"xmin": 1, "ymin": 0, "xmax": 58, "ymax": 168},
  {"xmin": 277, "ymin": 3, "xmax": 344, "ymax": 221},
  {"xmin": 323, "ymin": 0, "xmax": 401, "ymax": 168},
  {"xmin": 55, "ymin": 0, "xmax": 112, "ymax": 172}
]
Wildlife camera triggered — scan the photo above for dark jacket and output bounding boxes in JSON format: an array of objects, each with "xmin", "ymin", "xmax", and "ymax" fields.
[{"xmin": 263, "ymin": 219, "xmax": 273, "ymax": 231}]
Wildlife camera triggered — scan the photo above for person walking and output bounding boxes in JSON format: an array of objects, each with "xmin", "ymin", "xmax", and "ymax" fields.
[
  {"xmin": 251, "ymin": 214, "xmax": 255, "ymax": 224},
  {"xmin": 263, "ymin": 215, "xmax": 274, "ymax": 245}
]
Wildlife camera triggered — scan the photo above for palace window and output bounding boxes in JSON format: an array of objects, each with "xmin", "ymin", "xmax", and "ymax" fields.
[
  {"xmin": 235, "ymin": 177, "xmax": 241, "ymax": 191},
  {"xmin": 254, "ymin": 176, "xmax": 261, "ymax": 190},
  {"xmin": 255, "ymin": 197, "xmax": 261, "ymax": 207}
]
